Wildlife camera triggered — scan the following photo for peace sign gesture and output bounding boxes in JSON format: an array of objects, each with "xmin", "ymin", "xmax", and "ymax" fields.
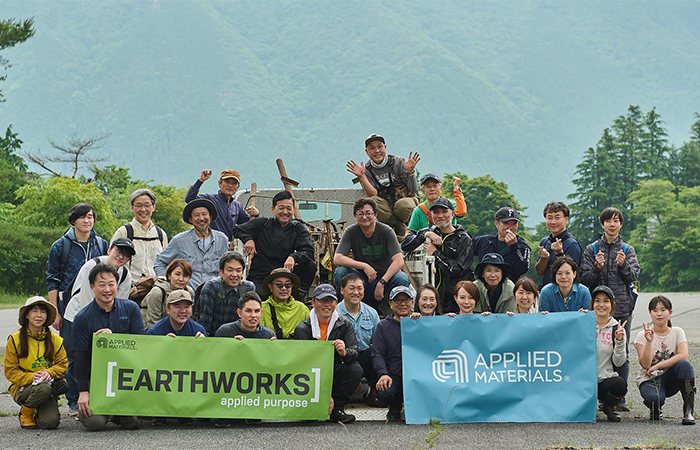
[
  {"xmin": 642, "ymin": 322, "xmax": 655, "ymax": 343},
  {"xmin": 404, "ymin": 152, "xmax": 420, "ymax": 174},
  {"xmin": 615, "ymin": 320, "xmax": 627, "ymax": 341}
]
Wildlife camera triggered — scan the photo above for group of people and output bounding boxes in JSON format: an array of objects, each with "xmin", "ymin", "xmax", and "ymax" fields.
[{"xmin": 3, "ymin": 133, "xmax": 696, "ymax": 429}]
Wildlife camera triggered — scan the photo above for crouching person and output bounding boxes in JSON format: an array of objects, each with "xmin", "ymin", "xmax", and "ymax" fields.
[
  {"xmin": 295, "ymin": 284, "xmax": 363, "ymax": 424},
  {"xmin": 372, "ymin": 286, "xmax": 414, "ymax": 422},
  {"xmin": 73, "ymin": 263, "xmax": 145, "ymax": 431},
  {"xmin": 5, "ymin": 297, "xmax": 69, "ymax": 429}
]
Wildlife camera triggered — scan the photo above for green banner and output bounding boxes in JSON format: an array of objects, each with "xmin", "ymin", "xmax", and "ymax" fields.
[{"xmin": 89, "ymin": 334, "xmax": 334, "ymax": 420}]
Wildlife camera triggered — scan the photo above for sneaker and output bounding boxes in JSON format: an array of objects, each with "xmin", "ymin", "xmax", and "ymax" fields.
[
  {"xmin": 615, "ymin": 398, "xmax": 630, "ymax": 412},
  {"xmin": 68, "ymin": 404, "xmax": 79, "ymax": 417},
  {"xmin": 329, "ymin": 408, "xmax": 356, "ymax": 424},
  {"xmin": 215, "ymin": 419, "xmax": 232, "ymax": 428},
  {"xmin": 386, "ymin": 406, "xmax": 402, "ymax": 422},
  {"xmin": 118, "ymin": 416, "xmax": 140, "ymax": 430},
  {"xmin": 366, "ymin": 389, "xmax": 387, "ymax": 408}
]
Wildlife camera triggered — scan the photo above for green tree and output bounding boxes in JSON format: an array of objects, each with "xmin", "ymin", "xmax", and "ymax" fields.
[
  {"xmin": 0, "ymin": 17, "xmax": 35, "ymax": 102},
  {"xmin": 13, "ymin": 176, "xmax": 118, "ymax": 238},
  {"xmin": 670, "ymin": 113, "xmax": 700, "ymax": 188},
  {"xmin": 0, "ymin": 125, "xmax": 34, "ymax": 204},
  {"xmin": 640, "ymin": 107, "xmax": 671, "ymax": 180}
]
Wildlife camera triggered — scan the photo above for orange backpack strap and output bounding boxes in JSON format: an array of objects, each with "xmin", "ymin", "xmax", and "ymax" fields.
[{"xmin": 418, "ymin": 202, "xmax": 432, "ymax": 224}]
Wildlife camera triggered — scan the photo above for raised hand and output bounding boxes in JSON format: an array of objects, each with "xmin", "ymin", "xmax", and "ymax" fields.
[
  {"xmin": 404, "ymin": 152, "xmax": 420, "ymax": 174},
  {"xmin": 595, "ymin": 251, "xmax": 605, "ymax": 270},
  {"xmin": 346, "ymin": 160, "xmax": 365, "ymax": 178},
  {"xmin": 550, "ymin": 238, "xmax": 563, "ymax": 254},
  {"xmin": 616, "ymin": 249, "xmax": 626, "ymax": 266},
  {"xmin": 199, "ymin": 169, "xmax": 213, "ymax": 182},
  {"xmin": 642, "ymin": 322, "xmax": 655, "ymax": 343},
  {"xmin": 537, "ymin": 246, "xmax": 550, "ymax": 259},
  {"xmin": 615, "ymin": 320, "xmax": 627, "ymax": 341}
]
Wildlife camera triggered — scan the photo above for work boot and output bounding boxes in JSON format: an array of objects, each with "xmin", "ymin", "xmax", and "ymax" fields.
[
  {"xmin": 679, "ymin": 378, "xmax": 696, "ymax": 425},
  {"xmin": 19, "ymin": 406, "xmax": 37, "ymax": 429},
  {"xmin": 602, "ymin": 393, "xmax": 622, "ymax": 422}
]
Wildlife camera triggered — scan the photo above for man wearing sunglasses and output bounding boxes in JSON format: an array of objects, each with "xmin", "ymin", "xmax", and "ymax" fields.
[
  {"xmin": 294, "ymin": 284, "xmax": 363, "ymax": 424},
  {"xmin": 333, "ymin": 198, "xmax": 411, "ymax": 315},
  {"xmin": 259, "ymin": 268, "xmax": 309, "ymax": 339}
]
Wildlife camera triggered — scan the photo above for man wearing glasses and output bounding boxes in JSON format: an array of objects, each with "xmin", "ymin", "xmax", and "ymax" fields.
[
  {"xmin": 259, "ymin": 268, "xmax": 309, "ymax": 339},
  {"xmin": 294, "ymin": 284, "xmax": 363, "ymax": 424},
  {"xmin": 111, "ymin": 188, "xmax": 168, "ymax": 282},
  {"xmin": 333, "ymin": 198, "xmax": 411, "ymax": 315}
]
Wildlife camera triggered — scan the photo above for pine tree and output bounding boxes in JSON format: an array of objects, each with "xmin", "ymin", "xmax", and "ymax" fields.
[{"xmin": 640, "ymin": 107, "xmax": 671, "ymax": 180}]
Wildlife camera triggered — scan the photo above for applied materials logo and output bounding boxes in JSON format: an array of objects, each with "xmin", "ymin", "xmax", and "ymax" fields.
[
  {"xmin": 432, "ymin": 349, "xmax": 469, "ymax": 383},
  {"xmin": 96, "ymin": 337, "xmax": 109, "ymax": 349}
]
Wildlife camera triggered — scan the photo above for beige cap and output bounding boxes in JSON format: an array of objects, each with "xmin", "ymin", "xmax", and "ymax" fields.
[{"xmin": 166, "ymin": 289, "xmax": 193, "ymax": 305}]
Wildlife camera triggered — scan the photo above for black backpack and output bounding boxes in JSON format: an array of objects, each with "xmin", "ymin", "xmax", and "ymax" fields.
[{"xmin": 124, "ymin": 223, "xmax": 165, "ymax": 247}]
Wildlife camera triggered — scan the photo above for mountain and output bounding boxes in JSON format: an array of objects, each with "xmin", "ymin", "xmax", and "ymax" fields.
[{"xmin": 2, "ymin": 0, "xmax": 700, "ymax": 221}]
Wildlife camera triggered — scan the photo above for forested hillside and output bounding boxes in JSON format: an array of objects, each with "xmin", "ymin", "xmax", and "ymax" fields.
[{"xmin": 2, "ymin": 0, "xmax": 700, "ymax": 211}]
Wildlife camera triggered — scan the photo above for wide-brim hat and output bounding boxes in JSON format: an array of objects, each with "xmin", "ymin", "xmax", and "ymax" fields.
[
  {"xmin": 262, "ymin": 268, "xmax": 301, "ymax": 294},
  {"xmin": 475, "ymin": 253, "xmax": 512, "ymax": 279},
  {"xmin": 19, "ymin": 296, "xmax": 57, "ymax": 327},
  {"xmin": 183, "ymin": 198, "xmax": 218, "ymax": 224}
]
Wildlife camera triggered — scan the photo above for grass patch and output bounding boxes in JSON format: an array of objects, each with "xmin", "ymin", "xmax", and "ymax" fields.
[
  {"xmin": 0, "ymin": 291, "xmax": 27, "ymax": 309},
  {"xmin": 0, "ymin": 411, "xmax": 19, "ymax": 417},
  {"xmin": 414, "ymin": 418, "xmax": 445, "ymax": 450}
]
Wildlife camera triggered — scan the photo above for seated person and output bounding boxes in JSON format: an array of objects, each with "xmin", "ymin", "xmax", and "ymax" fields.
[
  {"xmin": 473, "ymin": 207, "xmax": 531, "ymax": 281},
  {"xmin": 215, "ymin": 292, "xmax": 275, "ymax": 339},
  {"xmin": 195, "ymin": 251, "xmax": 255, "ymax": 337},
  {"xmin": 408, "ymin": 173, "xmax": 466, "ymax": 231},
  {"xmin": 233, "ymin": 190, "xmax": 316, "ymax": 300},
  {"xmin": 335, "ymin": 273, "xmax": 380, "ymax": 405},
  {"xmin": 535, "ymin": 201, "xmax": 582, "ymax": 287},
  {"xmin": 4, "ymin": 297, "xmax": 68, "ymax": 429},
  {"xmin": 295, "ymin": 284, "xmax": 363, "ymax": 424},
  {"xmin": 333, "ymin": 197, "xmax": 411, "ymax": 314},
  {"xmin": 372, "ymin": 285, "xmax": 415, "ymax": 422},
  {"xmin": 539, "ymin": 257, "xmax": 591, "ymax": 313},
  {"xmin": 473, "ymin": 253, "xmax": 516, "ymax": 314},
  {"xmin": 402, "ymin": 197, "xmax": 473, "ymax": 313},
  {"xmin": 259, "ymin": 268, "xmax": 310, "ymax": 339},
  {"xmin": 147, "ymin": 290, "xmax": 207, "ymax": 337},
  {"xmin": 141, "ymin": 258, "xmax": 194, "ymax": 330},
  {"xmin": 72, "ymin": 263, "xmax": 144, "ymax": 431},
  {"xmin": 346, "ymin": 133, "xmax": 419, "ymax": 235},
  {"xmin": 154, "ymin": 199, "xmax": 229, "ymax": 289}
]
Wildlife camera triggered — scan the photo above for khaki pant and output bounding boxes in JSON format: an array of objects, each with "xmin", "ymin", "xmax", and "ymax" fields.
[
  {"xmin": 372, "ymin": 196, "xmax": 418, "ymax": 235},
  {"xmin": 14, "ymin": 382, "xmax": 61, "ymax": 429}
]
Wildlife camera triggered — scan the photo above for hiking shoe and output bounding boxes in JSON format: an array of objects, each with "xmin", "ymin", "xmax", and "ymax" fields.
[
  {"xmin": 19, "ymin": 406, "xmax": 37, "ymax": 429},
  {"xmin": 330, "ymin": 408, "xmax": 356, "ymax": 424},
  {"xmin": 386, "ymin": 406, "xmax": 402, "ymax": 422},
  {"xmin": 615, "ymin": 399, "xmax": 630, "ymax": 412},
  {"xmin": 118, "ymin": 416, "xmax": 140, "ymax": 430},
  {"xmin": 68, "ymin": 404, "xmax": 79, "ymax": 417},
  {"xmin": 215, "ymin": 419, "xmax": 232, "ymax": 428}
]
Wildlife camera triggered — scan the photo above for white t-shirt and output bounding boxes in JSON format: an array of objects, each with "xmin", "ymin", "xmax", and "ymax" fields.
[
  {"xmin": 634, "ymin": 326, "xmax": 687, "ymax": 386},
  {"xmin": 63, "ymin": 256, "xmax": 131, "ymax": 322}
]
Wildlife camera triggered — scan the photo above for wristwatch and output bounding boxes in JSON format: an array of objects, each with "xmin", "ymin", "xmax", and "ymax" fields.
[{"xmin": 378, "ymin": 278, "xmax": 387, "ymax": 286}]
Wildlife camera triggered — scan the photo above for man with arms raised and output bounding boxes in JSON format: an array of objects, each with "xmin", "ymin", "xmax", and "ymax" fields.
[
  {"xmin": 154, "ymin": 199, "xmax": 229, "ymax": 289},
  {"xmin": 196, "ymin": 251, "xmax": 255, "ymax": 337},
  {"xmin": 402, "ymin": 198, "xmax": 473, "ymax": 313},
  {"xmin": 408, "ymin": 173, "xmax": 466, "ymax": 231},
  {"xmin": 372, "ymin": 286, "xmax": 415, "ymax": 421},
  {"xmin": 233, "ymin": 190, "xmax": 315, "ymax": 300},
  {"xmin": 473, "ymin": 206, "xmax": 531, "ymax": 281},
  {"xmin": 186, "ymin": 169, "xmax": 259, "ymax": 241},
  {"xmin": 259, "ymin": 268, "xmax": 310, "ymax": 339},
  {"xmin": 72, "ymin": 263, "xmax": 144, "ymax": 431},
  {"xmin": 295, "ymin": 284, "xmax": 363, "ymax": 424},
  {"xmin": 111, "ymin": 188, "xmax": 168, "ymax": 282},
  {"xmin": 346, "ymin": 133, "xmax": 420, "ymax": 235},
  {"xmin": 334, "ymin": 197, "xmax": 411, "ymax": 314}
]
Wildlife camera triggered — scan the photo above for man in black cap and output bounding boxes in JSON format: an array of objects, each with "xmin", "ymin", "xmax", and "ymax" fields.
[
  {"xmin": 346, "ymin": 133, "xmax": 420, "ymax": 235},
  {"xmin": 473, "ymin": 207, "xmax": 531, "ymax": 281},
  {"xmin": 402, "ymin": 198, "xmax": 474, "ymax": 313},
  {"xmin": 408, "ymin": 173, "xmax": 466, "ymax": 232},
  {"xmin": 294, "ymin": 284, "xmax": 363, "ymax": 424},
  {"xmin": 154, "ymin": 199, "xmax": 229, "ymax": 289}
]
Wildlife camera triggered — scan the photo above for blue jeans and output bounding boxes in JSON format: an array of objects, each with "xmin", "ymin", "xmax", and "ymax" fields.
[
  {"xmin": 61, "ymin": 320, "xmax": 78, "ymax": 408},
  {"xmin": 375, "ymin": 376, "xmax": 403, "ymax": 409},
  {"xmin": 613, "ymin": 314, "xmax": 632, "ymax": 385},
  {"xmin": 333, "ymin": 266, "xmax": 411, "ymax": 312},
  {"xmin": 639, "ymin": 359, "xmax": 695, "ymax": 409}
]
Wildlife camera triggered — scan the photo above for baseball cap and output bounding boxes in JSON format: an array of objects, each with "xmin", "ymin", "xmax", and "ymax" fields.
[
  {"xmin": 365, "ymin": 133, "xmax": 385, "ymax": 147},
  {"xmin": 389, "ymin": 285, "xmax": 415, "ymax": 301},
  {"xmin": 419, "ymin": 173, "xmax": 441, "ymax": 185},
  {"xmin": 429, "ymin": 197, "xmax": 454, "ymax": 211},
  {"xmin": 219, "ymin": 170, "xmax": 241, "ymax": 183},
  {"xmin": 111, "ymin": 237, "xmax": 136, "ymax": 257},
  {"xmin": 167, "ymin": 289, "xmax": 193, "ymax": 304},
  {"xmin": 313, "ymin": 284, "xmax": 337, "ymax": 301},
  {"xmin": 495, "ymin": 207, "xmax": 520, "ymax": 223}
]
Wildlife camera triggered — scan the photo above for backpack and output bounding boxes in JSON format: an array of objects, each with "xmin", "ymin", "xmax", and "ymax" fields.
[
  {"xmin": 124, "ymin": 223, "xmax": 165, "ymax": 247},
  {"xmin": 192, "ymin": 278, "xmax": 250, "ymax": 322},
  {"xmin": 591, "ymin": 241, "xmax": 639, "ymax": 308},
  {"xmin": 128, "ymin": 276, "xmax": 165, "ymax": 307},
  {"xmin": 57, "ymin": 234, "xmax": 108, "ymax": 316},
  {"xmin": 59, "ymin": 257, "xmax": 129, "ymax": 317}
]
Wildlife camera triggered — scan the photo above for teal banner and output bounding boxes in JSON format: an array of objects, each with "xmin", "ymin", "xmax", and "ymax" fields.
[
  {"xmin": 402, "ymin": 313, "xmax": 597, "ymax": 424},
  {"xmin": 89, "ymin": 334, "xmax": 334, "ymax": 420}
]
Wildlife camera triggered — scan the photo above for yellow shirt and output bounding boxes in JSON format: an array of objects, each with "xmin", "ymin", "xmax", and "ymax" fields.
[{"xmin": 4, "ymin": 329, "xmax": 68, "ymax": 397}]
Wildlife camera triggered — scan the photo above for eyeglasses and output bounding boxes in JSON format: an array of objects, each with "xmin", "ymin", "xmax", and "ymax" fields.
[
  {"xmin": 391, "ymin": 298, "xmax": 413, "ymax": 305},
  {"xmin": 314, "ymin": 297, "xmax": 336, "ymax": 304},
  {"xmin": 273, "ymin": 283, "xmax": 293, "ymax": 290},
  {"xmin": 355, "ymin": 211, "xmax": 375, "ymax": 218}
]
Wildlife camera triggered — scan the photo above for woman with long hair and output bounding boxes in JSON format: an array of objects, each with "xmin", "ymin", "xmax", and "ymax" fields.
[{"xmin": 4, "ymin": 297, "xmax": 68, "ymax": 429}]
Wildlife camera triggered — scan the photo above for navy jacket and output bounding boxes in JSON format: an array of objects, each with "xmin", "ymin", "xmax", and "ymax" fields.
[
  {"xmin": 46, "ymin": 228, "xmax": 108, "ymax": 293},
  {"xmin": 371, "ymin": 316, "xmax": 403, "ymax": 379},
  {"xmin": 472, "ymin": 233, "xmax": 531, "ymax": 281}
]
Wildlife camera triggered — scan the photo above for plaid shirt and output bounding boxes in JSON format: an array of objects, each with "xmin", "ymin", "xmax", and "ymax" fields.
[{"xmin": 197, "ymin": 277, "xmax": 255, "ymax": 336}]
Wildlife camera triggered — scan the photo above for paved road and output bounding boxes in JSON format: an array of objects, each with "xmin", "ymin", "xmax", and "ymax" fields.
[{"xmin": 1, "ymin": 292, "xmax": 698, "ymax": 449}]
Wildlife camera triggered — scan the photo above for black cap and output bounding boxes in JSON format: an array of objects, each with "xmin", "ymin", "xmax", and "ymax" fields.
[
  {"xmin": 429, "ymin": 197, "xmax": 454, "ymax": 211},
  {"xmin": 365, "ymin": 133, "xmax": 385, "ymax": 147},
  {"xmin": 419, "ymin": 173, "xmax": 441, "ymax": 186},
  {"xmin": 591, "ymin": 285, "xmax": 615, "ymax": 301},
  {"xmin": 111, "ymin": 237, "xmax": 136, "ymax": 257},
  {"xmin": 495, "ymin": 207, "xmax": 520, "ymax": 223}
]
